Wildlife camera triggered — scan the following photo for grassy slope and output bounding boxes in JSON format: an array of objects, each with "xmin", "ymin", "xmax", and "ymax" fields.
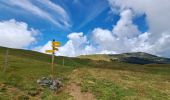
[
  {"xmin": 0, "ymin": 47, "xmax": 170, "ymax": 100},
  {"xmin": 78, "ymin": 54, "xmax": 111, "ymax": 61}
]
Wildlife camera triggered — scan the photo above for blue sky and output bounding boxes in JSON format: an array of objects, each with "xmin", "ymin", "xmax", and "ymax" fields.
[
  {"xmin": 0, "ymin": 0, "xmax": 147, "ymax": 46},
  {"xmin": 0, "ymin": 0, "xmax": 169, "ymax": 57}
]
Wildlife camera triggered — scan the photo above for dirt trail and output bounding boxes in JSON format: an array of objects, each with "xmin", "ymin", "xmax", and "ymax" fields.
[
  {"xmin": 66, "ymin": 83, "xmax": 95, "ymax": 100},
  {"xmin": 64, "ymin": 69, "xmax": 96, "ymax": 100}
]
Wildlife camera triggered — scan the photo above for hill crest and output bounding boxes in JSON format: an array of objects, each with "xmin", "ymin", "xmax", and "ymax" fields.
[{"xmin": 79, "ymin": 52, "xmax": 170, "ymax": 64}]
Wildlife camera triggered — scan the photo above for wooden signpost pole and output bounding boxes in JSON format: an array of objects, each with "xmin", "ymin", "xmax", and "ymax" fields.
[
  {"xmin": 63, "ymin": 57, "xmax": 64, "ymax": 66},
  {"xmin": 51, "ymin": 39, "xmax": 55, "ymax": 80},
  {"xmin": 45, "ymin": 39, "xmax": 60, "ymax": 80},
  {"xmin": 3, "ymin": 49, "xmax": 9, "ymax": 73}
]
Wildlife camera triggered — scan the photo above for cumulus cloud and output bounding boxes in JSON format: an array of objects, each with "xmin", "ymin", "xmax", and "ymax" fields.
[
  {"xmin": 92, "ymin": 28, "xmax": 115, "ymax": 51},
  {"xmin": 39, "ymin": 32, "xmax": 89, "ymax": 57},
  {"xmin": 91, "ymin": 9, "xmax": 170, "ymax": 57},
  {"xmin": 56, "ymin": 33, "xmax": 85, "ymax": 56},
  {"xmin": 91, "ymin": 9, "xmax": 141, "ymax": 53},
  {"xmin": 38, "ymin": 41, "xmax": 52, "ymax": 53},
  {"xmin": 39, "ymin": 31, "xmax": 116, "ymax": 57},
  {"xmin": 108, "ymin": 0, "xmax": 170, "ymax": 42},
  {"xmin": 0, "ymin": 19, "xmax": 38, "ymax": 48},
  {"xmin": 39, "ymin": 1, "xmax": 170, "ymax": 57},
  {"xmin": 108, "ymin": 0, "xmax": 170, "ymax": 57},
  {"xmin": 112, "ymin": 9, "xmax": 141, "ymax": 38}
]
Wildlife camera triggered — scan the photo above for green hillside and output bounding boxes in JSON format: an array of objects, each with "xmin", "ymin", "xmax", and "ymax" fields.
[
  {"xmin": 79, "ymin": 52, "xmax": 170, "ymax": 64},
  {"xmin": 79, "ymin": 54, "xmax": 111, "ymax": 61},
  {"xmin": 0, "ymin": 46, "xmax": 170, "ymax": 100}
]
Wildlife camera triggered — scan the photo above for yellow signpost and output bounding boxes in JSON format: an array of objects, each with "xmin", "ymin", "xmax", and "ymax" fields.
[
  {"xmin": 45, "ymin": 39, "xmax": 60, "ymax": 80},
  {"xmin": 52, "ymin": 42, "xmax": 60, "ymax": 47},
  {"xmin": 45, "ymin": 50, "xmax": 56, "ymax": 53}
]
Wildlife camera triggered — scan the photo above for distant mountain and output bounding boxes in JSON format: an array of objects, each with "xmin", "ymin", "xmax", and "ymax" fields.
[
  {"xmin": 79, "ymin": 52, "xmax": 170, "ymax": 64},
  {"xmin": 1, "ymin": 46, "xmax": 170, "ymax": 65}
]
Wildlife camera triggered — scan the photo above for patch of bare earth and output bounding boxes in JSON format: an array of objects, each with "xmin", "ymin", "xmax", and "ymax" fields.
[
  {"xmin": 65, "ymin": 69, "xmax": 96, "ymax": 100},
  {"xmin": 66, "ymin": 83, "xmax": 95, "ymax": 100}
]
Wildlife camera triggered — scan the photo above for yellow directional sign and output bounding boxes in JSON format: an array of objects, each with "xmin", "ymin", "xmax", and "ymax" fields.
[
  {"xmin": 44, "ymin": 39, "xmax": 61, "ymax": 80},
  {"xmin": 53, "ymin": 48, "xmax": 59, "ymax": 51},
  {"xmin": 45, "ymin": 50, "xmax": 55, "ymax": 53},
  {"xmin": 52, "ymin": 42, "xmax": 60, "ymax": 47}
]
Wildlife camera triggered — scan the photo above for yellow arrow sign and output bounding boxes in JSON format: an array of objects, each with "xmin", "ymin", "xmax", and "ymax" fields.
[
  {"xmin": 53, "ymin": 48, "xmax": 59, "ymax": 51},
  {"xmin": 45, "ymin": 50, "xmax": 55, "ymax": 53},
  {"xmin": 52, "ymin": 41, "xmax": 60, "ymax": 47}
]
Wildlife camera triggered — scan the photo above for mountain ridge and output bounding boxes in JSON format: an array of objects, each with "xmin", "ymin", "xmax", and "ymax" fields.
[
  {"xmin": 1, "ymin": 46, "xmax": 170, "ymax": 65},
  {"xmin": 79, "ymin": 52, "xmax": 170, "ymax": 64}
]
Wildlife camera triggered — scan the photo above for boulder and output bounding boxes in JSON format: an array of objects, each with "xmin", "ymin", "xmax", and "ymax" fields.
[{"xmin": 37, "ymin": 77, "xmax": 62, "ymax": 91}]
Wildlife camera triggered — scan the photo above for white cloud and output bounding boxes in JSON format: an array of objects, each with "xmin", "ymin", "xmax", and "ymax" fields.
[
  {"xmin": 99, "ymin": 50, "xmax": 116, "ymax": 54},
  {"xmin": 39, "ymin": 32, "xmax": 89, "ymax": 57},
  {"xmin": 83, "ymin": 45, "xmax": 97, "ymax": 55},
  {"xmin": 37, "ymin": 9, "xmax": 155, "ymax": 57},
  {"xmin": 39, "ymin": 1, "xmax": 170, "ymax": 57},
  {"xmin": 0, "ymin": 19, "xmax": 38, "ymax": 48},
  {"xmin": 57, "ymin": 32, "xmax": 88, "ymax": 57},
  {"xmin": 91, "ymin": 9, "xmax": 141, "ymax": 53},
  {"xmin": 1, "ymin": 0, "xmax": 70, "ymax": 28},
  {"xmin": 108, "ymin": 0, "xmax": 170, "ymax": 42},
  {"xmin": 37, "ymin": 0, "xmax": 71, "ymax": 27},
  {"xmin": 38, "ymin": 41, "xmax": 52, "ymax": 53},
  {"xmin": 39, "ymin": 30, "xmax": 116, "ymax": 57},
  {"xmin": 112, "ymin": 9, "xmax": 141, "ymax": 38},
  {"xmin": 92, "ymin": 28, "xmax": 115, "ymax": 51},
  {"xmin": 108, "ymin": 0, "xmax": 170, "ymax": 57}
]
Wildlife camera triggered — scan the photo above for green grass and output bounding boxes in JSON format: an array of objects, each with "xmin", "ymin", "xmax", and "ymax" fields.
[
  {"xmin": 81, "ymin": 75, "xmax": 135, "ymax": 100},
  {"xmin": 0, "ymin": 48, "xmax": 75, "ymax": 99},
  {"xmin": 0, "ymin": 46, "xmax": 170, "ymax": 99},
  {"xmin": 72, "ymin": 67, "xmax": 170, "ymax": 100}
]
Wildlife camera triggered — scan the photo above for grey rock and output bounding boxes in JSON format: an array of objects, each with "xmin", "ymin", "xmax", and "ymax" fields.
[{"xmin": 37, "ymin": 77, "xmax": 62, "ymax": 91}]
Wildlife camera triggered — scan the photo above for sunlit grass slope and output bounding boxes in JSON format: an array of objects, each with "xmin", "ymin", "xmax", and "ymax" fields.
[{"xmin": 0, "ymin": 46, "xmax": 170, "ymax": 100}]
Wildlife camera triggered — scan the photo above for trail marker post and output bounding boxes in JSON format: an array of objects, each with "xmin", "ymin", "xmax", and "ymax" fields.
[
  {"xmin": 2, "ymin": 49, "xmax": 9, "ymax": 73},
  {"xmin": 62, "ymin": 57, "xmax": 64, "ymax": 66},
  {"xmin": 45, "ymin": 39, "xmax": 60, "ymax": 80}
]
